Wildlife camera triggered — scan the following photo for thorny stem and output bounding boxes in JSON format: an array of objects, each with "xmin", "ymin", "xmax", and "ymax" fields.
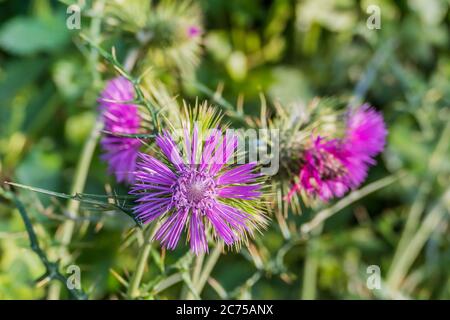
[
  {"xmin": 2, "ymin": 191, "xmax": 87, "ymax": 300},
  {"xmin": 5, "ymin": 181, "xmax": 140, "ymax": 225},
  {"xmin": 79, "ymin": 34, "xmax": 160, "ymax": 132}
]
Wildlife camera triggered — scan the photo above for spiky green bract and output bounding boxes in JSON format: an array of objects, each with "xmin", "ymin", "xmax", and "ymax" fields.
[
  {"xmin": 106, "ymin": 0, "xmax": 203, "ymax": 77},
  {"xmin": 259, "ymin": 98, "xmax": 347, "ymax": 216}
]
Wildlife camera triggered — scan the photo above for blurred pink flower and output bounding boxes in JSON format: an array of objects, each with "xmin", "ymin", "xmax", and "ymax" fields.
[
  {"xmin": 99, "ymin": 77, "xmax": 141, "ymax": 184},
  {"xmin": 287, "ymin": 104, "xmax": 387, "ymax": 201}
]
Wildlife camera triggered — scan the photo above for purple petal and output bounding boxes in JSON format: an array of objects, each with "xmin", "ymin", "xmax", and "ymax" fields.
[
  {"xmin": 156, "ymin": 132, "xmax": 184, "ymax": 171},
  {"xmin": 189, "ymin": 209, "xmax": 208, "ymax": 255},
  {"xmin": 216, "ymin": 162, "xmax": 259, "ymax": 185},
  {"xmin": 154, "ymin": 209, "xmax": 189, "ymax": 250},
  {"xmin": 218, "ymin": 185, "xmax": 262, "ymax": 199}
]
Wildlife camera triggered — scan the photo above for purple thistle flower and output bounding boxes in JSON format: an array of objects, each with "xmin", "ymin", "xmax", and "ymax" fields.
[
  {"xmin": 130, "ymin": 125, "xmax": 266, "ymax": 255},
  {"xmin": 287, "ymin": 104, "xmax": 387, "ymax": 201},
  {"xmin": 99, "ymin": 76, "xmax": 141, "ymax": 184}
]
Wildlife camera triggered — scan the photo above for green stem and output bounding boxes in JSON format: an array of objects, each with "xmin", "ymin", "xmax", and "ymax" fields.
[
  {"xmin": 180, "ymin": 253, "xmax": 204, "ymax": 299},
  {"xmin": 386, "ymin": 190, "xmax": 450, "ymax": 291},
  {"xmin": 152, "ymin": 273, "xmax": 183, "ymax": 295},
  {"xmin": 62, "ymin": 118, "xmax": 103, "ymax": 244},
  {"xmin": 47, "ymin": 118, "xmax": 103, "ymax": 300},
  {"xmin": 186, "ymin": 245, "xmax": 222, "ymax": 300},
  {"xmin": 127, "ymin": 225, "xmax": 156, "ymax": 299},
  {"xmin": 3, "ymin": 191, "xmax": 87, "ymax": 300},
  {"xmin": 301, "ymin": 173, "xmax": 403, "ymax": 235},
  {"xmin": 192, "ymin": 254, "xmax": 205, "ymax": 285},
  {"xmin": 196, "ymin": 246, "xmax": 222, "ymax": 294},
  {"xmin": 47, "ymin": 0, "xmax": 105, "ymax": 300},
  {"xmin": 301, "ymin": 224, "xmax": 323, "ymax": 300},
  {"xmin": 301, "ymin": 250, "xmax": 318, "ymax": 299},
  {"xmin": 388, "ymin": 122, "xmax": 450, "ymax": 271}
]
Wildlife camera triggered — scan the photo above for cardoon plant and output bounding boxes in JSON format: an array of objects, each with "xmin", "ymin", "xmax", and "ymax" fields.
[
  {"xmin": 130, "ymin": 105, "xmax": 268, "ymax": 254},
  {"xmin": 106, "ymin": 0, "xmax": 203, "ymax": 77},
  {"xmin": 286, "ymin": 104, "xmax": 387, "ymax": 201},
  {"xmin": 266, "ymin": 99, "xmax": 345, "ymax": 214}
]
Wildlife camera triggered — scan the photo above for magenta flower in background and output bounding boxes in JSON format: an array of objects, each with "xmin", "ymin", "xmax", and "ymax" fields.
[
  {"xmin": 287, "ymin": 104, "xmax": 387, "ymax": 201},
  {"xmin": 345, "ymin": 103, "xmax": 387, "ymax": 160},
  {"xmin": 187, "ymin": 25, "xmax": 201, "ymax": 38},
  {"xmin": 130, "ymin": 125, "xmax": 266, "ymax": 254},
  {"xmin": 99, "ymin": 76, "xmax": 141, "ymax": 184},
  {"xmin": 286, "ymin": 137, "xmax": 350, "ymax": 201}
]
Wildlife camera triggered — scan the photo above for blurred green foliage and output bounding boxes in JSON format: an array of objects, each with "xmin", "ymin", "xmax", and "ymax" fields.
[{"xmin": 0, "ymin": 0, "xmax": 449, "ymax": 299}]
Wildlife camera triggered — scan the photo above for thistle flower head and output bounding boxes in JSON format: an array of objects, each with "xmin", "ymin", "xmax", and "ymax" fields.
[
  {"xmin": 99, "ymin": 76, "xmax": 141, "ymax": 184},
  {"xmin": 131, "ymin": 106, "xmax": 267, "ymax": 254},
  {"xmin": 287, "ymin": 104, "xmax": 387, "ymax": 202},
  {"xmin": 143, "ymin": 0, "xmax": 203, "ymax": 76},
  {"xmin": 107, "ymin": 0, "xmax": 203, "ymax": 77},
  {"xmin": 267, "ymin": 99, "xmax": 346, "ymax": 214}
]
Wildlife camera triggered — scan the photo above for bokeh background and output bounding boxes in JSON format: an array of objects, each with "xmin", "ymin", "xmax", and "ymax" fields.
[{"xmin": 0, "ymin": 0, "xmax": 449, "ymax": 299}]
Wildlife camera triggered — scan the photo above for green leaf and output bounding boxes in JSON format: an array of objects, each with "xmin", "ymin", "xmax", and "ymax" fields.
[{"xmin": 0, "ymin": 16, "xmax": 70, "ymax": 56}]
